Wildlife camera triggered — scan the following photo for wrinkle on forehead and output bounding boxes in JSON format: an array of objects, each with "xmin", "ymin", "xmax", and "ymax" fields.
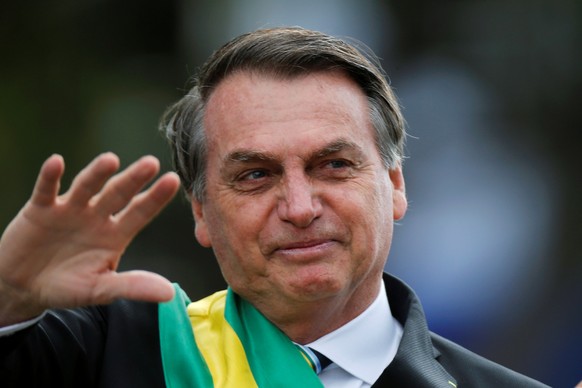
[{"xmin": 205, "ymin": 70, "xmax": 370, "ymax": 130}]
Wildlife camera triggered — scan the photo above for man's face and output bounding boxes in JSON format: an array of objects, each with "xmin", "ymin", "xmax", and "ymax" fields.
[{"xmin": 192, "ymin": 70, "xmax": 407, "ymax": 321}]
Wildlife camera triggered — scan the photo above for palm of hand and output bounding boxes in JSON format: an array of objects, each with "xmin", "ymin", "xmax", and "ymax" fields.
[{"xmin": 0, "ymin": 153, "xmax": 180, "ymax": 325}]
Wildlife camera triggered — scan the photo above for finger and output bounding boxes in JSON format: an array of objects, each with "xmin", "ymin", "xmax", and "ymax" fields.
[
  {"xmin": 67, "ymin": 153, "xmax": 120, "ymax": 207},
  {"xmin": 30, "ymin": 154, "xmax": 65, "ymax": 206},
  {"xmin": 93, "ymin": 156, "xmax": 161, "ymax": 216},
  {"xmin": 93, "ymin": 270, "xmax": 175, "ymax": 303},
  {"xmin": 115, "ymin": 172, "xmax": 181, "ymax": 237}
]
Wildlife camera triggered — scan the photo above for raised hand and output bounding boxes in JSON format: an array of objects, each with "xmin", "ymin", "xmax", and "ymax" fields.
[{"xmin": 0, "ymin": 153, "xmax": 181, "ymax": 326}]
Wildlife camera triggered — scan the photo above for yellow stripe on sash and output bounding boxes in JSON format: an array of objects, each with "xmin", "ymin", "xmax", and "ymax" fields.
[{"xmin": 187, "ymin": 290, "xmax": 259, "ymax": 388}]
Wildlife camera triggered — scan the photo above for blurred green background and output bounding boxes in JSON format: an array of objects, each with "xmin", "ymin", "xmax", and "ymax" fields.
[{"xmin": 0, "ymin": 1, "xmax": 580, "ymax": 386}]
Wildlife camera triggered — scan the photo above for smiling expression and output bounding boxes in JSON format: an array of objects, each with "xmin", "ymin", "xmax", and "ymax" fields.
[{"xmin": 191, "ymin": 70, "xmax": 407, "ymax": 328}]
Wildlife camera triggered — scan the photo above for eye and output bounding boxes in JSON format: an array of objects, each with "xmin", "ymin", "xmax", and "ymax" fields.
[
  {"xmin": 231, "ymin": 168, "xmax": 275, "ymax": 193},
  {"xmin": 240, "ymin": 169, "xmax": 268, "ymax": 181},
  {"xmin": 313, "ymin": 159, "xmax": 355, "ymax": 180},
  {"xmin": 327, "ymin": 160, "xmax": 349, "ymax": 169}
]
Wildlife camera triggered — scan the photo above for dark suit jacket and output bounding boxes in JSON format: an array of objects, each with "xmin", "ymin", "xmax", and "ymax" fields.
[{"xmin": 0, "ymin": 274, "xmax": 548, "ymax": 387}]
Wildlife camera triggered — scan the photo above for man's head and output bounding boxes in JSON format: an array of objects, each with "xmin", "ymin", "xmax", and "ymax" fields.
[
  {"xmin": 160, "ymin": 27, "xmax": 407, "ymax": 341},
  {"xmin": 161, "ymin": 26, "xmax": 405, "ymax": 202}
]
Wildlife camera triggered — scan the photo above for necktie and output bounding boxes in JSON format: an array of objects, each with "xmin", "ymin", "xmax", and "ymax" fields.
[
  {"xmin": 297, "ymin": 345, "xmax": 333, "ymax": 374},
  {"xmin": 309, "ymin": 347, "xmax": 333, "ymax": 373}
]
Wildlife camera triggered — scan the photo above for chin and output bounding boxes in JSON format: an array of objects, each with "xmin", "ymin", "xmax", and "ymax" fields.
[{"xmin": 285, "ymin": 272, "xmax": 345, "ymax": 301}]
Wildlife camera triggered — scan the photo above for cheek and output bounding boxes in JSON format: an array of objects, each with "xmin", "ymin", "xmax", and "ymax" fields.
[
  {"xmin": 205, "ymin": 219, "xmax": 257, "ymax": 288},
  {"xmin": 203, "ymin": 196, "xmax": 271, "ymax": 270},
  {"xmin": 345, "ymin": 181, "xmax": 394, "ymax": 253}
]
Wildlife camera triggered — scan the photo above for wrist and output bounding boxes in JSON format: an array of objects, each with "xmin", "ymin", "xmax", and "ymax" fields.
[{"xmin": 0, "ymin": 279, "xmax": 46, "ymax": 327}]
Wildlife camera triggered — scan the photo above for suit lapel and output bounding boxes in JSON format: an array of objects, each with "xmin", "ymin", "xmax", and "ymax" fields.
[{"xmin": 372, "ymin": 275, "xmax": 457, "ymax": 387}]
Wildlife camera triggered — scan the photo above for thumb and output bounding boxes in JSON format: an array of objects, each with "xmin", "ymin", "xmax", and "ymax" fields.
[{"xmin": 94, "ymin": 270, "xmax": 175, "ymax": 304}]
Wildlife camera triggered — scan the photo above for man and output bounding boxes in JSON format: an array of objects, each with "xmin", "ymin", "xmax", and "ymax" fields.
[{"xmin": 0, "ymin": 27, "xmax": 547, "ymax": 387}]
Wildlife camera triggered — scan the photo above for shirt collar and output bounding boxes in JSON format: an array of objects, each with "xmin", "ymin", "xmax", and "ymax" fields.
[{"xmin": 307, "ymin": 280, "xmax": 403, "ymax": 384}]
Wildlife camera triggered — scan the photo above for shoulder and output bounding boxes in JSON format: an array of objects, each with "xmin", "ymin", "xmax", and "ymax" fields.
[
  {"xmin": 0, "ymin": 299, "xmax": 163, "ymax": 387},
  {"xmin": 37, "ymin": 299, "xmax": 161, "ymax": 359},
  {"xmin": 98, "ymin": 298, "xmax": 160, "ymax": 329},
  {"xmin": 430, "ymin": 332, "xmax": 549, "ymax": 387},
  {"xmin": 31, "ymin": 298, "xmax": 159, "ymax": 338},
  {"xmin": 382, "ymin": 274, "xmax": 548, "ymax": 387}
]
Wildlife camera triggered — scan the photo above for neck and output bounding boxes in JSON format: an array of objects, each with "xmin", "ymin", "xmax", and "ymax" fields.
[{"xmin": 250, "ymin": 280, "xmax": 382, "ymax": 344}]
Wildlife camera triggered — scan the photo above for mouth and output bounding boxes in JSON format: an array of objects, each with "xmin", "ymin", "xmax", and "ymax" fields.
[{"xmin": 272, "ymin": 239, "xmax": 338, "ymax": 259}]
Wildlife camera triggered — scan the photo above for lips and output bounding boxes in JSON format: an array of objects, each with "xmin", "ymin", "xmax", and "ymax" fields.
[
  {"xmin": 281, "ymin": 239, "xmax": 332, "ymax": 249},
  {"xmin": 270, "ymin": 239, "xmax": 338, "ymax": 259},
  {"xmin": 261, "ymin": 223, "xmax": 347, "ymax": 257}
]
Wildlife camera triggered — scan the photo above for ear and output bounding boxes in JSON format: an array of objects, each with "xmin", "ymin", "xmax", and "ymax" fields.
[
  {"xmin": 191, "ymin": 198, "xmax": 212, "ymax": 248},
  {"xmin": 389, "ymin": 166, "xmax": 407, "ymax": 221}
]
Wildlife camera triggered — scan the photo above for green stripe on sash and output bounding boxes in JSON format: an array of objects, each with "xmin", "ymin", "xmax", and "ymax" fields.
[
  {"xmin": 224, "ymin": 289, "xmax": 323, "ymax": 388},
  {"xmin": 159, "ymin": 284, "xmax": 214, "ymax": 387}
]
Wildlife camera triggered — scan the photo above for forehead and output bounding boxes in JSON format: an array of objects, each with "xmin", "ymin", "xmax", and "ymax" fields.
[{"xmin": 203, "ymin": 70, "xmax": 375, "ymax": 160}]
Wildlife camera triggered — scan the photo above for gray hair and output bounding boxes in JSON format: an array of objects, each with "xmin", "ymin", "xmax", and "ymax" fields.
[{"xmin": 160, "ymin": 27, "xmax": 406, "ymax": 202}]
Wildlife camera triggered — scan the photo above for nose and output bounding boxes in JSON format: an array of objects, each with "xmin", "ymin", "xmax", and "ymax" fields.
[{"xmin": 277, "ymin": 172, "xmax": 322, "ymax": 228}]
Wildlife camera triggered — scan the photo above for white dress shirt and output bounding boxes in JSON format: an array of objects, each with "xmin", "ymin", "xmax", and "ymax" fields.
[{"xmin": 307, "ymin": 280, "xmax": 403, "ymax": 388}]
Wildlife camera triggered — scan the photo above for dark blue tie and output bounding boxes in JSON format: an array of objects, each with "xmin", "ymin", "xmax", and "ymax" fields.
[
  {"xmin": 296, "ymin": 344, "xmax": 333, "ymax": 374},
  {"xmin": 309, "ymin": 347, "xmax": 333, "ymax": 373}
]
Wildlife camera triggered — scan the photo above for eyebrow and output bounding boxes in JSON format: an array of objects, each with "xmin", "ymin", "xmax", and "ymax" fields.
[
  {"xmin": 223, "ymin": 138, "xmax": 363, "ymax": 167},
  {"xmin": 225, "ymin": 150, "xmax": 279, "ymax": 164},
  {"xmin": 312, "ymin": 139, "xmax": 362, "ymax": 160}
]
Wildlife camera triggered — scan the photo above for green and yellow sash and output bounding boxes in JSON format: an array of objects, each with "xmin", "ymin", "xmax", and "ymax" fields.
[{"xmin": 158, "ymin": 284, "xmax": 323, "ymax": 387}]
